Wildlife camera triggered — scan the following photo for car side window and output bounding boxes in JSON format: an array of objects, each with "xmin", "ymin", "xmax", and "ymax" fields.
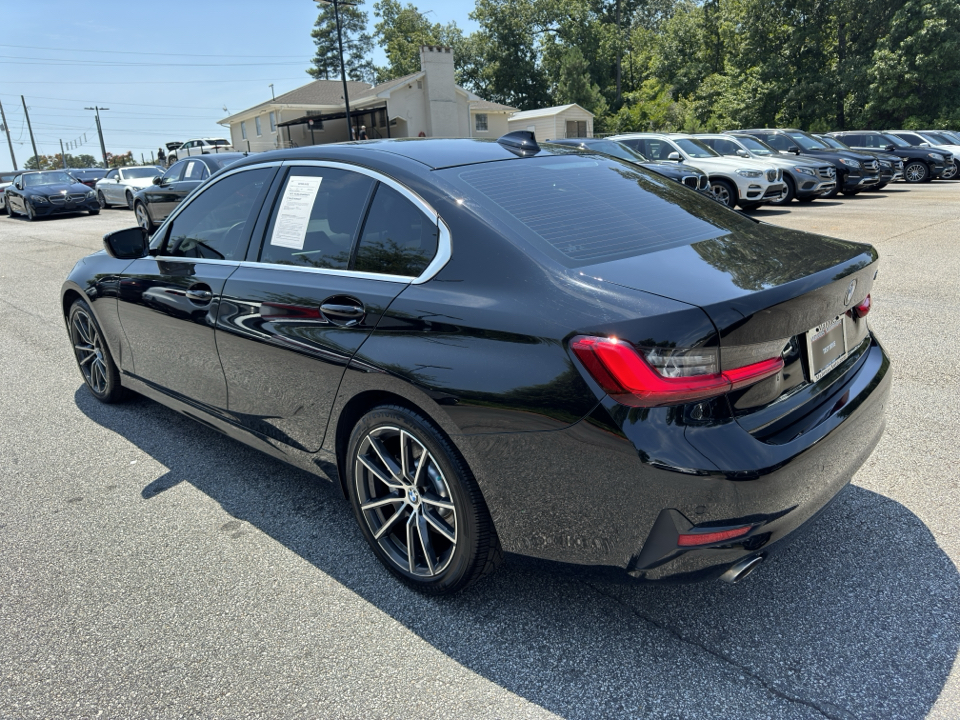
[
  {"xmin": 162, "ymin": 161, "xmax": 186, "ymax": 184},
  {"xmin": 712, "ymin": 138, "xmax": 740, "ymax": 155},
  {"xmin": 765, "ymin": 134, "xmax": 791, "ymax": 151},
  {"xmin": 105, "ymin": 169, "xmax": 119, "ymax": 181},
  {"xmin": 163, "ymin": 168, "xmax": 271, "ymax": 261},
  {"xmin": 354, "ymin": 184, "xmax": 438, "ymax": 277},
  {"xmin": 259, "ymin": 167, "xmax": 375, "ymax": 269},
  {"xmin": 183, "ymin": 160, "xmax": 206, "ymax": 182}
]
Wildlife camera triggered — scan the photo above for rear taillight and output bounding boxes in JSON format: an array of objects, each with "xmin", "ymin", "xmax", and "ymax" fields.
[
  {"xmin": 570, "ymin": 336, "xmax": 784, "ymax": 407},
  {"xmin": 853, "ymin": 294, "xmax": 871, "ymax": 319}
]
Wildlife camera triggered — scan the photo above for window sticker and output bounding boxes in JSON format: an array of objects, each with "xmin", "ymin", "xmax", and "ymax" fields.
[{"xmin": 270, "ymin": 176, "xmax": 323, "ymax": 250}]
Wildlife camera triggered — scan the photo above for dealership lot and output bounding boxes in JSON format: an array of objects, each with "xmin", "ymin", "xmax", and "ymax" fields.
[{"xmin": 1, "ymin": 185, "xmax": 958, "ymax": 718}]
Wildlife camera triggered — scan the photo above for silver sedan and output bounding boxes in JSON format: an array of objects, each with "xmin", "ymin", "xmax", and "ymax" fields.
[{"xmin": 94, "ymin": 166, "xmax": 163, "ymax": 210}]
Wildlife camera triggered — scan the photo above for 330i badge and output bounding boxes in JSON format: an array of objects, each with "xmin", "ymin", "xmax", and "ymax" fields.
[{"xmin": 61, "ymin": 133, "xmax": 891, "ymax": 594}]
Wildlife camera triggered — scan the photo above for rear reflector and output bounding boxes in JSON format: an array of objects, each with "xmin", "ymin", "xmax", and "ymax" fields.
[
  {"xmin": 853, "ymin": 294, "xmax": 871, "ymax": 319},
  {"xmin": 677, "ymin": 525, "xmax": 752, "ymax": 547},
  {"xmin": 570, "ymin": 336, "xmax": 784, "ymax": 407}
]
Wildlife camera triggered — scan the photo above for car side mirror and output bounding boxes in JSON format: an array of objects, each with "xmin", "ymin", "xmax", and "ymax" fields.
[
  {"xmin": 152, "ymin": 176, "xmax": 163, "ymax": 185},
  {"xmin": 736, "ymin": 149, "xmax": 749, "ymax": 158},
  {"xmin": 103, "ymin": 227, "xmax": 149, "ymax": 259},
  {"xmin": 667, "ymin": 152, "xmax": 682, "ymax": 162},
  {"xmin": 885, "ymin": 144, "xmax": 895, "ymax": 152},
  {"xmin": 788, "ymin": 146, "xmax": 800, "ymax": 154},
  {"xmin": 919, "ymin": 142, "xmax": 930, "ymax": 147}
]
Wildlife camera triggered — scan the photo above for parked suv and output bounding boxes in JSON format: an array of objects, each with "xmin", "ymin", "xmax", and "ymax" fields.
[
  {"xmin": 734, "ymin": 129, "xmax": 880, "ymax": 196},
  {"xmin": 546, "ymin": 137, "xmax": 711, "ymax": 194},
  {"xmin": 166, "ymin": 138, "xmax": 233, "ymax": 165},
  {"xmin": 883, "ymin": 131, "xmax": 956, "ymax": 181},
  {"xmin": 611, "ymin": 133, "xmax": 784, "ymax": 209},
  {"xmin": 830, "ymin": 131, "xmax": 950, "ymax": 183},
  {"xmin": 695, "ymin": 133, "xmax": 835, "ymax": 204},
  {"xmin": 816, "ymin": 135, "xmax": 903, "ymax": 189}
]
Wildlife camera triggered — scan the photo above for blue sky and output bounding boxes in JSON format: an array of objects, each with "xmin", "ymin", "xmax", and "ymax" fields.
[{"xmin": 0, "ymin": 1, "xmax": 478, "ymax": 168}]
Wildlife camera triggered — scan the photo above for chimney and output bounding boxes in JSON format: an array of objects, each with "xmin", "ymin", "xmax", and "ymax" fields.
[{"xmin": 419, "ymin": 46, "xmax": 459, "ymax": 138}]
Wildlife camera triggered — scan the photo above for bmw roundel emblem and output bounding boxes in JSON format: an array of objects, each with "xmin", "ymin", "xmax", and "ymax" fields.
[{"xmin": 844, "ymin": 279, "xmax": 857, "ymax": 305}]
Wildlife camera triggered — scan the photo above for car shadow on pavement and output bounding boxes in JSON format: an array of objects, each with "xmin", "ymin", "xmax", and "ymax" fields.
[{"xmin": 77, "ymin": 387, "xmax": 960, "ymax": 719}]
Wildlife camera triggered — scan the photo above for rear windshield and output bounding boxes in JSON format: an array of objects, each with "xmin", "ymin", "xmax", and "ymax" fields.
[
  {"xmin": 208, "ymin": 139, "xmax": 230, "ymax": 146},
  {"xmin": 449, "ymin": 155, "xmax": 736, "ymax": 267}
]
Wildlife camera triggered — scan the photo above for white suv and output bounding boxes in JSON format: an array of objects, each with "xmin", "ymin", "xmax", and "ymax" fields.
[
  {"xmin": 167, "ymin": 138, "xmax": 233, "ymax": 165},
  {"xmin": 610, "ymin": 133, "xmax": 785, "ymax": 209}
]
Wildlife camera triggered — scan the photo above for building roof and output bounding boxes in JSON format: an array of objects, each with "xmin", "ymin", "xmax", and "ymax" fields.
[
  {"xmin": 508, "ymin": 103, "xmax": 594, "ymax": 120},
  {"xmin": 219, "ymin": 79, "xmax": 374, "ymax": 123},
  {"xmin": 352, "ymin": 72, "xmax": 424, "ymax": 103},
  {"xmin": 469, "ymin": 100, "xmax": 518, "ymax": 114}
]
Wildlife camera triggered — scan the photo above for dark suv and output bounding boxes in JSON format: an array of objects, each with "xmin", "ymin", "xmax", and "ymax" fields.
[
  {"xmin": 828, "ymin": 131, "xmax": 950, "ymax": 183},
  {"xmin": 816, "ymin": 135, "xmax": 903, "ymax": 189},
  {"xmin": 733, "ymin": 129, "xmax": 881, "ymax": 196}
]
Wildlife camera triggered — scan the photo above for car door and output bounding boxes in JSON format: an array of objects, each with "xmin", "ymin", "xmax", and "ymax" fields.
[
  {"xmin": 8, "ymin": 176, "xmax": 24, "ymax": 213},
  {"xmin": 117, "ymin": 165, "xmax": 277, "ymax": 412},
  {"xmin": 102, "ymin": 169, "xmax": 121, "ymax": 203},
  {"xmin": 142, "ymin": 160, "xmax": 187, "ymax": 222},
  {"xmin": 215, "ymin": 163, "xmax": 442, "ymax": 452}
]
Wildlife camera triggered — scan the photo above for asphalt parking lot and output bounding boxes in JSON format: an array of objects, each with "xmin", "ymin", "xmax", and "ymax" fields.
[{"xmin": 1, "ymin": 183, "xmax": 958, "ymax": 719}]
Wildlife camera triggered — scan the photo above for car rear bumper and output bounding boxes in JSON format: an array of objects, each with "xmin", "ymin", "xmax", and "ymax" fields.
[{"xmin": 469, "ymin": 334, "xmax": 890, "ymax": 583}]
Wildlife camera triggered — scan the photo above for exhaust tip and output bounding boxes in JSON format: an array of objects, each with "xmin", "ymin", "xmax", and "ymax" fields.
[{"xmin": 720, "ymin": 555, "xmax": 764, "ymax": 584}]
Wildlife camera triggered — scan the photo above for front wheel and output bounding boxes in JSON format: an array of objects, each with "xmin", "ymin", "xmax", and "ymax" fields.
[
  {"xmin": 840, "ymin": 190, "xmax": 860, "ymax": 196},
  {"xmin": 97, "ymin": 191, "xmax": 108, "ymax": 209},
  {"xmin": 126, "ymin": 191, "xmax": 135, "ymax": 210},
  {"xmin": 346, "ymin": 405, "xmax": 502, "ymax": 595},
  {"xmin": 134, "ymin": 201, "xmax": 154, "ymax": 231},
  {"xmin": 88, "ymin": 208, "xmax": 100, "ymax": 216},
  {"xmin": 769, "ymin": 175, "xmax": 796, "ymax": 205},
  {"xmin": 709, "ymin": 179, "xmax": 736, "ymax": 208},
  {"xmin": 25, "ymin": 203, "xmax": 36, "ymax": 221},
  {"xmin": 904, "ymin": 161, "xmax": 929, "ymax": 183},
  {"xmin": 941, "ymin": 163, "xmax": 958, "ymax": 180},
  {"xmin": 68, "ymin": 300, "xmax": 125, "ymax": 403}
]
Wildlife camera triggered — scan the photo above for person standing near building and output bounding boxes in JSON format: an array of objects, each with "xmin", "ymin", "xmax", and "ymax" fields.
[{"xmin": 359, "ymin": 125, "xmax": 368, "ymax": 140}]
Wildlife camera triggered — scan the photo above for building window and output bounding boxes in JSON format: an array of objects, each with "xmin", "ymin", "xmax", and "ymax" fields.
[
  {"xmin": 269, "ymin": 111, "xmax": 276, "ymax": 132},
  {"xmin": 255, "ymin": 116, "xmax": 262, "ymax": 136},
  {"xmin": 241, "ymin": 121, "xmax": 247, "ymax": 140},
  {"xmin": 475, "ymin": 114, "xmax": 488, "ymax": 132},
  {"xmin": 566, "ymin": 120, "xmax": 587, "ymax": 138}
]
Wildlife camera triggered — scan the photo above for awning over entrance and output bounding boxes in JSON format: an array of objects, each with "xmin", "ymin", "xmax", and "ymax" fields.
[{"xmin": 277, "ymin": 104, "xmax": 391, "ymax": 140}]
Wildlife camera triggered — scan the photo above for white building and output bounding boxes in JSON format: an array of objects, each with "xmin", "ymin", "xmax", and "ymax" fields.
[
  {"xmin": 507, "ymin": 104, "xmax": 595, "ymax": 142},
  {"xmin": 218, "ymin": 47, "xmax": 515, "ymax": 149}
]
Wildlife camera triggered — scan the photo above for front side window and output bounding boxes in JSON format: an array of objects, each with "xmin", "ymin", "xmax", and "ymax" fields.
[
  {"xmin": 881, "ymin": 133, "xmax": 910, "ymax": 148},
  {"xmin": 705, "ymin": 138, "xmax": 742, "ymax": 156},
  {"xmin": 735, "ymin": 135, "xmax": 774, "ymax": 156},
  {"xmin": 475, "ymin": 113, "xmax": 488, "ymax": 132},
  {"xmin": 241, "ymin": 121, "xmax": 247, "ymax": 140},
  {"xmin": 255, "ymin": 116, "xmax": 262, "ymax": 136},
  {"xmin": 787, "ymin": 132, "xmax": 827, "ymax": 150},
  {"xmin": 164, "ymin": 168, "xmax": 271, "ymax": 261},
  {"xmin": 105, "ymin": 169, "xmax": 120, "ymax": 181},
  {"xmin": 674, "ymin": 138, "xmax": 720, "ymax": 158},
  {"xmin": 354, "ymin": 185, "xmax": 439, "ymax": 277},
  {"xmin": 183, "ymin": 160, "xmax": 207, "ymax": 182},
  {"xmin": 763, "ymin": 134, "xmax": 792, "ymax": 151},
  {"xmin": 259, "ymin": 167, "xmax": 375, "ymax": 269},
  {"xmin": 269, "ymin": 112, "xmax": 276, "ymax": 132},
  {"xmin": 162, "ymin": 161, "xmax": 187, "ymax": 184}
]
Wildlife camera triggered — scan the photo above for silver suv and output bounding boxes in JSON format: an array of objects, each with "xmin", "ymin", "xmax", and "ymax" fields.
[{"xmin": 696, "ymin": 133, "xmax": 836, "ymax": 204}]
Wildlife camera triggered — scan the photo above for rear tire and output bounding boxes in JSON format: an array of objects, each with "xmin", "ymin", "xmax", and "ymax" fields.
[
  {"xmin": 68, "ymin": 300, "xmax": 125, "ymax": 403},
  {"xmin": 346, "ymin": 405, "xmax": 502, "ymax": 595},
  {"xmin": 709, "ymin": 179, "xmax": 737, "ymax": 208}
]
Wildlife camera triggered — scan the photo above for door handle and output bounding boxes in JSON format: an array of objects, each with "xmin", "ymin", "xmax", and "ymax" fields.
[
  {"xmin": 320, "ymin": 297, "xmax": 365, "ymax": 326},
  {"xmin": 186, "ymin": 287, "xmax": 213, "ymax": 303}
]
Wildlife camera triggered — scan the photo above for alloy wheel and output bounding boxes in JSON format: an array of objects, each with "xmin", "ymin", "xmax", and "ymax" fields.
[
  {"xmin": 71, "ymin": 308, "xmax": 109, "ymax": 395},
  {"xmin": 135, "ymin": 203, "xmax": 150, "ymax": 230},
  {"xmin": 97, "ymin": 191, "xmax": 107, "ymax": 209},
  {"xmin": 354, "ymin": 425, "xmax": 457, "ymax": 577},
  {"xmin": 126, "ymin": 192, "xmax": 135, "ymax": 210},
  {"xmin": 942, "ymin": 164, "xmax": 958, "ymax": 180},
  {"xmin": 904, "ymin": 162, "xmax": 928, "ymax": 183},
  {"xmin": 710, "ymin": 181, "xmax": 733, "ymax": 207}
]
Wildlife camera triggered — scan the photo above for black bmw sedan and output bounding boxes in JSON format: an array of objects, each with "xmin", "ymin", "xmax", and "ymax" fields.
[
  {"xmin": 132, "ymin": 152, "xmax": 246, "ymax": 231},
  {"xmin": 6, "ymin": 170, "xmax": 100, "ymax": 220},
  {"xmin": 61, "ymin": 134, "xmax": 890, "ymax": 594}
]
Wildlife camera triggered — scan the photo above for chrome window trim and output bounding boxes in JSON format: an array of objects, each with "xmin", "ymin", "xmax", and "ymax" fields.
[
  {"xmin": 153, "ymin": 256, "xmax": 241, "ymax": 267},
  {"xmin": 150, "ymin": 158, "xmax": 452, "ymax": 285},
  {"xmin": 278, "ymin": 159, "xmax": 451, "ymax": 285}
]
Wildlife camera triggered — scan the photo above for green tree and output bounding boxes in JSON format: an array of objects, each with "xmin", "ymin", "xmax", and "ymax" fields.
[
  {"xmin": 307, "ymin": 1, "xmax": 375, "ymax": 83},
  {"xmin": 556, "ymin": 46, "xmax": 607, "ymax": 114},
  {"xmin": 373, "ymin": 0, "xmax": 466, "ymax": 82}
]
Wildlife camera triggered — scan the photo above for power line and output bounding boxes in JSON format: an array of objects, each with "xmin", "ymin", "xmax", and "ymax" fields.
[
  {"xmin": 0, "ymin": 92, "xmax": 228, "ymax": 111},
  {"xmin": 2, "ymin": 57, "xmax": 309, "ymax": 68},
  {"xmin": 8, "ymin": 77, "xmax": 308, "ymax": 85},
  {"xmin": 0, "ymin": 43, "xmax": 312, "ymax": 58}
]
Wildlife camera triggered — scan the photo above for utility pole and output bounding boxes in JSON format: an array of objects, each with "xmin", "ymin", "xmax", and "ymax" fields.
[
  {"xmin": 60, "ymin": 139, "xmax": 67, "ymax": 169},
  {"xmin": 615, "ymin": 0, "xmax": 622, "ymax": 105},
  {"xmin": 85, "ymin": 106, "xmax": 109, "ymax": 168},
  {"xmin": 321, "ymin": 0, "xmax": 355, "ymax": 140},
  {"xmin": 22, "ymin": 96, "xmax": 39, "ymax": 168},
  {"xmin": 0, "ymin": 98, "xmax": 16, "ymax": 170}
]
